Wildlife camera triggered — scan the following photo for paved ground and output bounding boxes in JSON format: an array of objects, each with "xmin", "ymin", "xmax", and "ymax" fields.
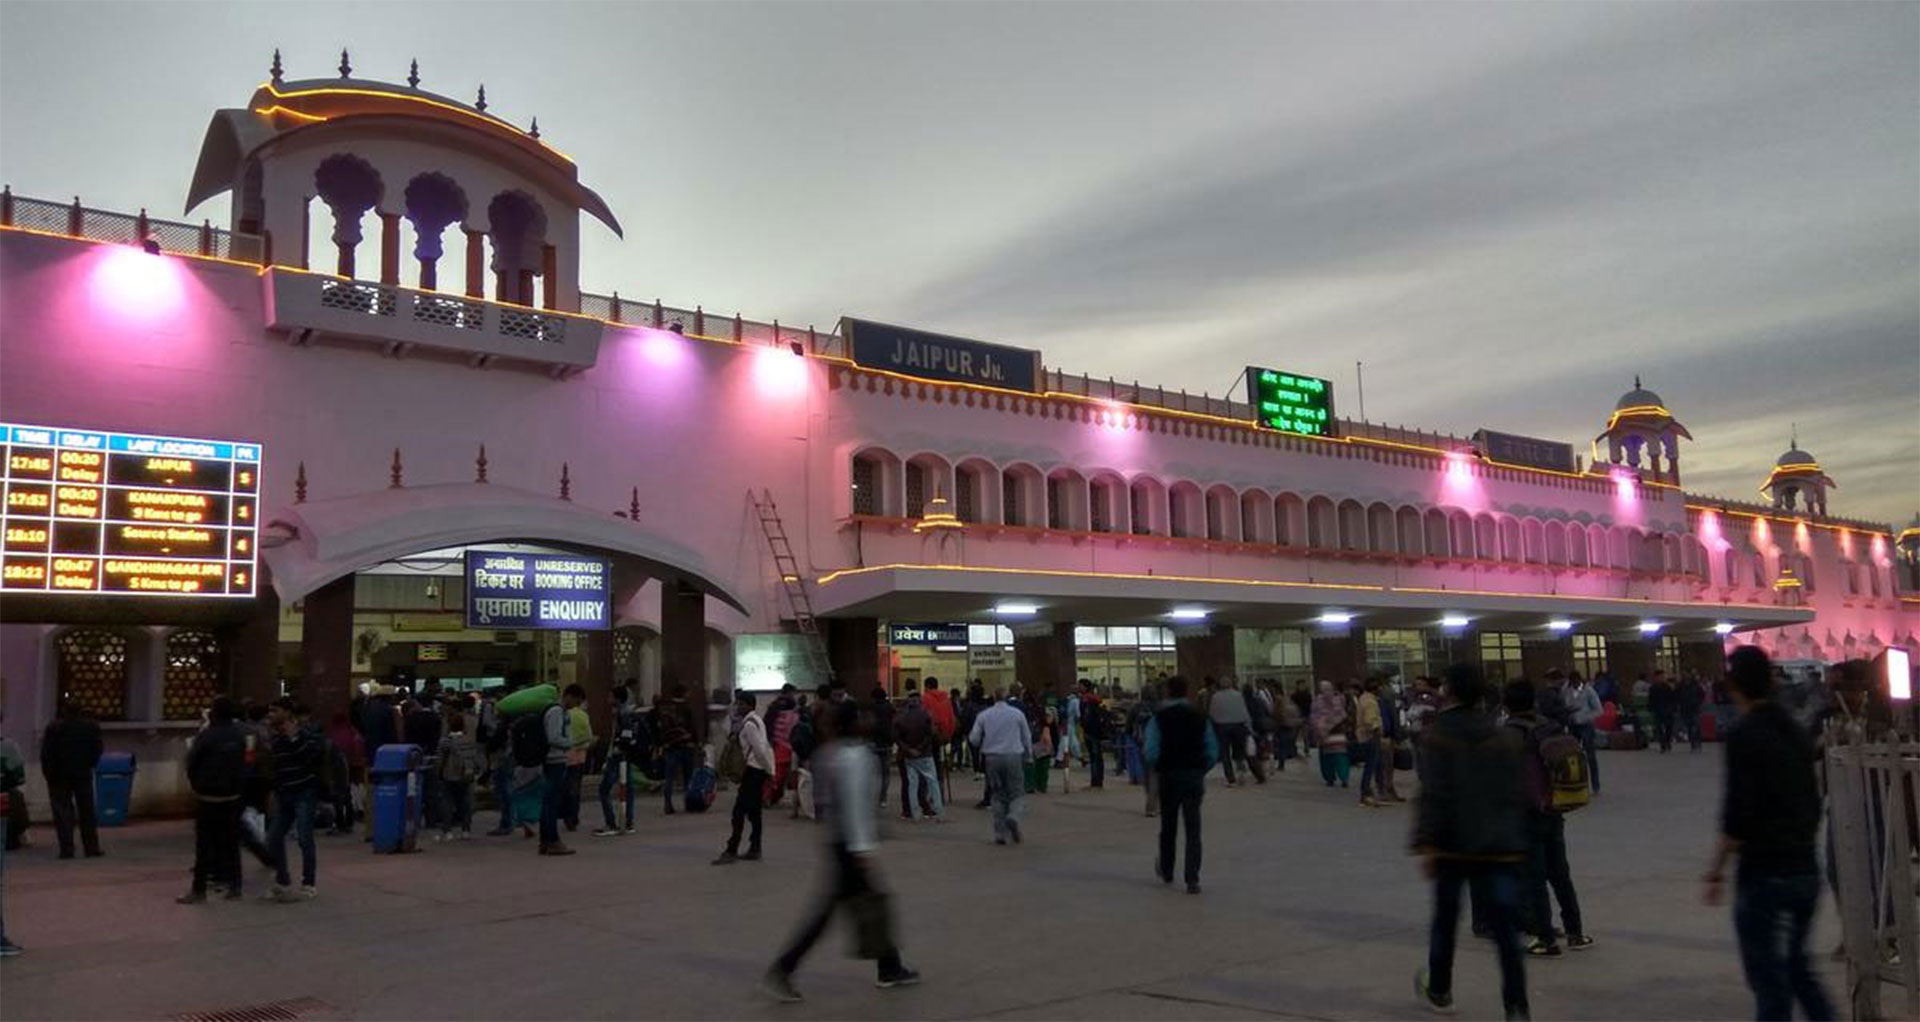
[{"xmin": 2, "ymin": 747, "xmax": 1833, "ymax": 1021}]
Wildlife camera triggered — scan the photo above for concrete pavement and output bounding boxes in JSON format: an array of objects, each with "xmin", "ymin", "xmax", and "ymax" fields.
[{"xmin": 1, "ymin": 747, "xmax": 1825, "ymax": 1020}]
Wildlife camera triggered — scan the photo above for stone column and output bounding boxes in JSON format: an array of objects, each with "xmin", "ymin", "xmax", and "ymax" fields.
[
  {"xmin": 1175, "ymin": 625, "xmax": 1236, "ymax": 683},
  {"xmin": 464, "ymin": 229, "xmax": 485, "ymax": 299},
  {"xmin": 378, "ymin": 212, "xmax": 401, "ymax": 286},
  {"xmin": 660, "ymin": 580, "xmax": 707, "ymax": 737},
  {"xmin": 541, "ymin": 244, "xmax": 558, "ymax": 310},
  {"xmin": 1608, "ymin": 636, "xmax": 1654, "ymax": 687},
  {"xmin": 1311, "ymin": 630, "xmax": 1367, "ymax": 683},
  {"xmin": 1520, "ymin": 635, "xmax": 1574, "ymax": 681},
  {"xmin": 1678, "ymin": 639, "xmax": 1726, "ymax": 682},
  {"xmin": 299, "ymin": 574, "xmax": 355, "ymax": 721},
  {"xmin": 228, "ymin": 563, "xmax": 282, "ymax": 708},
  {"xmin": 577, "ymin": 628, "xmax": 616, "ymax": 737},
  {"xmin": 826, "ymin": 617, "xmax": 881, "ymax": 700},
  {"xmin": 1013, "ymin": 621, "xmax": 1077, "ymax": 697}
]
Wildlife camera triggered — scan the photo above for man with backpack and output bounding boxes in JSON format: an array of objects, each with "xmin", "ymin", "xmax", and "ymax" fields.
[
  {"xmin": 535, "ymin": 688, "xmax": 578, "ymax": 856},
  {"xmin": 39, "ymin": 700, "xmax": 103, "ymax": 860},
  {"xmin": 1502, "ymin": 680, "xmax": 1593, "ymax": 960},
  {"xmin": 480, "ymin": 686, "xmax": 519, "ymax": 836},
  {"xmin": 1078, "ymin": 680, "xmax": 1107, "ymax": 788},
  {"xmin": 595, "ymin": 686, "xmax": 642, "ymax": 837},
  {"xmin": 1147, "ymin": 675, "xmax": 1218, "ymax": 894},
  {"xmin": 654, "ymin": 685, "xmax": 699, "ymax": 816},
  {"xmin": 714, "ymin": 691, "xmax": 774, "ymax": 864},
  {"xmin": 179, "ymin": 697, "xmax": 250, "ymax": 904},
  {"xmin": 919, "ymin": 678, "xmax": 958, "ymax": 806},
  {"xmin": 1563, "ymin": 673, "xmax": 1603, "ymax": 795}
]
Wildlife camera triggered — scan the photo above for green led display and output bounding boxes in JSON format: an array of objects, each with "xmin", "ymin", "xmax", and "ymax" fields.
[{"xmin": 1245, "ymin": 366, "xmax": 1335, "ymax": 437}]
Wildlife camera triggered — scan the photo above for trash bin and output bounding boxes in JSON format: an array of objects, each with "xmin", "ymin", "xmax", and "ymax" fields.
[
  {"xmin": 369, "ymin": 744, "xmax": 423, "ymax": 853},
  {"xmin": 95, "ymin": 752, "xmax": 137, "ymax": 826}
]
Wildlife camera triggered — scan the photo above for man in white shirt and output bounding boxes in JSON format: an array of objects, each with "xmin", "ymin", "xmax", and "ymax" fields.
[
  {"xmin": 763, "ymin": 701, "xmax": 918, "ymax": 1001},
  {"xmin": 714, "ymin": 691, "xmax": 775, "ymax": 865},
  {"xmin": 969, "ymin": 690, "xmax": 1035, "ymax": 845}
]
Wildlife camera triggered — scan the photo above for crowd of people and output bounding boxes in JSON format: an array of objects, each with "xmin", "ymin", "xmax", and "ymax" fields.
[{"xmin": 0, "ymin": 649, "xmax": 1902, "ymax": 1020}]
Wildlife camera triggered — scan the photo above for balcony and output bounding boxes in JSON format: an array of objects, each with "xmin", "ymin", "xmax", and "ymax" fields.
[{"xmin": 265, "ymin": 269, "xmax": 602, "ymax": 374}]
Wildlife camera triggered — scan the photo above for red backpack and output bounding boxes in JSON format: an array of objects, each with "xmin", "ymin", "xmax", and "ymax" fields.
[{"xmin": 921, "ymin": 688, "xmax": 957, "ymax": 742}]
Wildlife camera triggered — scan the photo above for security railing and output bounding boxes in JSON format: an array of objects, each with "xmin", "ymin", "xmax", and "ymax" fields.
[
  {"xmin": 577, "ymin": 292, "xmax": 849, "ymax": 358},
  {"xmin": 1686, "ymin": 492, "xmax": 1891, "ymax": 535},
  {"xmin": 0, "ymin": 188, "xmax": 263, "ymax": 262}
]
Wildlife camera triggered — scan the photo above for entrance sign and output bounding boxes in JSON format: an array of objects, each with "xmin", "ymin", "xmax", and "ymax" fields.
[
  {"xmin": 1473, "ymin": 429, "xmax": 1577, "ymax": 474},
  {"xmin": 1, "ymin": 423, "xmax": 260, "ymax": 596},
  {"xmin": 464, "ymin": 550, "xmax": 610, "ymax": 630},
  {"xmin": 888, "ymin": 622, "xmax": 970, "ymax": 646},
  {"xmin": 1245, "ymin": 367, "xmax": 1334, "ymax": 438},
  {"xmin": 843, "ymin": 318, "xmax": 1041, "ymax": 392}
]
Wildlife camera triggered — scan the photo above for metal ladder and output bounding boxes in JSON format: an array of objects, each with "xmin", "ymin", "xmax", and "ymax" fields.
[{"xmin": 749, "ymin": 489, "xmax": 834, "ymax": 683}]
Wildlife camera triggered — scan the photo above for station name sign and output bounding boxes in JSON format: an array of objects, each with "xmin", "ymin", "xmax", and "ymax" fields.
[
  {"xmin": 1245, "ymin": 367, "xmax": 1335, "ymax": 438},
  {"xmin": 465, "ymin": 550, "xmax": 611, "ymax": 630},
  {"xmin": 2, "ymin": 423, "xmax": 260, "ymax": 597},
  {"xmin": 1473, "ymin": 429, "xmax": 1576, "ymax": 474},
  {"xmin": 842, "ymin": 318, "xmax": 1041, "ymax": 392},
  {"xmin": 888, "ymin": 622, "xmax": 969, "ymax": 646}
]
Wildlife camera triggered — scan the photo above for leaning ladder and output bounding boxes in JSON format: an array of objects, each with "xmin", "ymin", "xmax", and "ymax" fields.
[{"xmin": 749, "ymin": 489, "xmax": 834, "ymax": 683}]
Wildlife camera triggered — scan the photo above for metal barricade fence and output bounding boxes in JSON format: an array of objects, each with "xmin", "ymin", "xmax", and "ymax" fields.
[{"xmin": 1827, "ymin": 741, "xmax": 1920, "ymax": 1020}]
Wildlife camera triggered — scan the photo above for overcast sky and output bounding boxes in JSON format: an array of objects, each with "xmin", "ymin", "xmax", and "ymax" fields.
[{"xmin": 3, "ymin": 3, "xmax": 1915, "ymax": 526}]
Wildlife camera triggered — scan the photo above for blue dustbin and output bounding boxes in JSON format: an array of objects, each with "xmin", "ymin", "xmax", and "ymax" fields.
[
  {"xmin": 369, "ymin": 744, "xmax": 424, "ymax": 853},
  {"xmin": 95, "ymin": 752, "xmax": 137, "ymax": 826}
]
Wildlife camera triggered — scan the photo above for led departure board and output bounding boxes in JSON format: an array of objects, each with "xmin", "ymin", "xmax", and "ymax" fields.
[
  {"xmin": 1245, "ymin": 367, "xmax": 1335, "ymax": 437},
  {"xmin": 2, "ymin": 424, "xmax": 261, "ymax": 597}
]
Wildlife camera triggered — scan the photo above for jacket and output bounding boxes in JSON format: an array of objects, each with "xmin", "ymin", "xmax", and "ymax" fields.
[
  {"xmin": 823, "ymin": 740, "xmax": 879, "ymax": 853},
  {"xmin": 1207, "ymin": 688, "xmax": 1251, "ymax": 726},
  {"xmin": 186, "ymin": 720, "xmax": 251, "ymax": 802},
  {"xmin": 1146, "ymin": 699, "xmax": 1219, "ymax": 773},
  {"xmin": 1566, "ymin": 683, "xmax": 1603, "ymax": 727},
  {"xmin": 970, "ymin": 701, "xmax": 1034, "ymax": 758},
  {"xmin": 893, "ymin": 701, "xmax": 935, "ymax": 760},
  {"xmin": 1354, "ymin": 692, "xmax": 1383, "ymax": 742},
  {"xmin": 270, "ymin": 724, "xmax": 324, "ymax": 791},
  {"xmin": 39, "ymin": 716, "xmax": 104, "ymax": 783},
  {"xmin": 1412, "ymin": 705, "xmax": 1527, "ymax": 860},
  {"xmin": 542, "ymin": 703, "xmax": 571, "ymax": 766}
]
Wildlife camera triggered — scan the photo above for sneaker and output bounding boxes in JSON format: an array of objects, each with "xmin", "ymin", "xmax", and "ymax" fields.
[
  {"xmin": 1565, "ymin": 934, "xmax": 1595, "ymax": 951},
  {"xmin": 460, "ymin": 830, "xmax": 474, "ymax": 841},
  {"xmin": 1414, "ymin": 969, "xmax": 1455, "ymax": 1015},
  {"xmin": 0, "ymin": 941, "xmax": 22, "ymax": 957},
  {"xmin": 622, "ymin": 826, "xmax": 636, "ymax": 835},
  {"xmin": 740, "ymin": 848, "xmax": 763, "ymax": 861},
  {"xmin": 259, "ymin": 884, "xmax": 291, "ymax": 903},
  {"xmin": 539, "ymin": 843, "xmax": 576, "ymax": 856},
  {"xmin": 876, "ymin": 968, "xmax": 921, "ymax": 989},
  {"xmin": 1360, "ymin": 796, "xmax": 1380, "ymax": 808},
  {"xmin": 761, "ymin": 968, "xmax": 803, "ymax": 1003},
  {"xmin": 300, "ymin": 884, "xmax": 317, "ymax": 900},
  {"xmin": 593, "ymin": 827, "xmax": 621, "ymax": 837},
  {"xmin": 1186, "ymin": 883, "xmax": 1202, "ymax": 895},
  {"xmin": 1156, "ymin": 861, "xmax": 1173, "ymax": 885},
  {"xmin": 273, "ymin": 886, "xmax": 304, "ymax": 904},
  {"xmin": 1525, "ymin": 939, "xmax": 1564, "ymax": 959},
  {"xmin": 878, "ymin": 799, "xmax": 888, "ymax": 809},
  {"xmin": 223, "ymin": 887, "xmax": 244, "ymax": 901},
  {"xmin": 1007, "ymin": 820, "xmax": 1022, "ymax": 844},
  {"xmin": 712, "ymin": 851, "xmax": 740, "ymax": 866},
  {"xmin": 175, "ymin": 890, "xmax": 208, "ymax": 905},
  {"xmin": 1506, "ymin": 1008, "xmax": 1531, "ymax": 1022}
]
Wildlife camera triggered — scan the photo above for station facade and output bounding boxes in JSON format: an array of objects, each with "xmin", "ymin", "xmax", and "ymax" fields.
[{"xmin": 2, "ymin": 61, "xmax": 1916, "ymax": 812}]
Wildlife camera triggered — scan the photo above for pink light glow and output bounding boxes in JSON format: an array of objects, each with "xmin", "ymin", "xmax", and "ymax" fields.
[
  {"xmin": 1752, "ymin": 516, "xmax": 1771, "ymax": 549},
  {"xmin": 1698, "ymin": 509, "xmax": 1724, "ymax": 546},
  {"xmin": 750, "ymin": 344, "xmax": 808, "ymax": 398},
  {"xmin": 88, "ymin": 244, "xmax": 186, "ymax": 321},
  {"xmin": 1442, "ymin": 450, "xmax": 1481, "ymax": 501},
  {"xmin": 1610, "ymin": 467, "xmax": 1637, "ymax": 501},
  {"xmin": 639, "ymin": 328, "xmax": 688, "ymax": 369},
  {"xmin": 1838, "ymin": 528, "xmax": 1854, "ymax": 557},
  {"xmin": 1798, "ymin": 521, "xmax": 1814, "ymax": 553}
]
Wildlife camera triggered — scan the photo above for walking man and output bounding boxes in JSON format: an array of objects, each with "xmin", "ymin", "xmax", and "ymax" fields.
[
  {"xmin": 264, "ymin": 698, "xmax": 321, "ymax": 902},
  {"xmin": 1354, "ymin": 679, "xmax": 1384, "ymax": 807},
  {"xmin": 179, "ymin": 697, "xmax": 250, "ymax": 903},
  {"xmin": 1414, "ymin": 664, "xmax": 1530, "ymax": 1021},
  {"xmin": 39, "ymin": 701, "xmax": 103, "ymax": 860},
  {"xmin": 1501, "ymin": 681, "xmax": 1592, "ymax": 959},
  {"xmin": 595, "ymin": 686, "xmax": 641, "ymax": 837},
  {"xmin": 762, "ymin": 701, "xmax": 919, "ymax": 1001},
  {"xmin": 1207, "ymin": 677, "xmax": 1264, "ymax": 786},
  {"xmin": 1078, "ymin": 680, "xmax": 1107, "ymax": 788},
  {"xmin": 892, "ymin": 684, "xmax": 945, "ymax": 822},
  {"xmin": 1147, "ymin": 676, "xmax": 1218, "ymax": 894},
  {"xmin": 714, "ymin": 691, "xmax": 774, "ymax": 864},
  {"xmin": 537, "ymin": 689, "xmax": 576, "ymax": 856},
  {"xmin": 970, "ymin": 689, "xmax": 1033, "ymax": 845},
  {"xmin": 1649, "ymin": 672, "xmax": 1677, "ymax": 753},
  {"xmin": 1703, "ymin": 646, "xmax": 1835, "ymax": 1022},
  {"xmin": 655, "ymin": 684, "xmax": 699, "ymax": 815},
  {"xmin": 1677, "ymin": 669, "xmax": 1706, "ymax": 753}
]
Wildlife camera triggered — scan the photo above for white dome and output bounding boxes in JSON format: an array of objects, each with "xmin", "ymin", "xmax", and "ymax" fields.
[
  {"xmin": 1775, "ymin": 447, "xmax": 1818, "ymax": 468},
  {"xmin": 1615, "ymin": 387, "xmax": 1665, "ymax": 411}
]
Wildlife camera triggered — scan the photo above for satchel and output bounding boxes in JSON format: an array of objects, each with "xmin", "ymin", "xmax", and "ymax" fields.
[{"xmin": 845, "ymin": 889, "xmax": 895, "ymax": 960}]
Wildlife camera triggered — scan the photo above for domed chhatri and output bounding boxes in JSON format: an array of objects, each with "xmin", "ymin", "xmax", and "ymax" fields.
[
  {"xmin": 1762, "ymin": 433, "xmax": 1836, "ymax": 517},
  {"xmin": 1594, "ymin": 376, "xmax": 1691, "ymax": 484}
]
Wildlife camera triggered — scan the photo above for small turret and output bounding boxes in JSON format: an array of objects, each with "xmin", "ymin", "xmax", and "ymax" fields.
[{"xmin": 1594, "ymin": 376, "xmax": 1692, "ymax": 483}]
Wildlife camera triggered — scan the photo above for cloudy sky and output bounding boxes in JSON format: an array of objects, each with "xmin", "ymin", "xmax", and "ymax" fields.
[{"xmin": 3, "ymin": 3, "xmax": 1915, "ymax": 525}]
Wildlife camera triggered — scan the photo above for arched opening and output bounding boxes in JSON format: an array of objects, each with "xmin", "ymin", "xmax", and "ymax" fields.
[
  {"xmin": 1663, "ymin": 533, "xmax": 1684, "ymax": 574},
  {"xmin": 1307, "ymin": 496, "xmax": 1337, "ymax": 551},
  {"xmin": 1545, "ymin": 521, "xmax": 1568, "ymax": 565},
  {"xmin": 1277, "ymin": 493, "xmax": 1307, "ymax": 547},
  {"xmin": 1421, "ymin": 507, "xmax": 1448, "ymax": 558},
  {"xmin": 1089, "ymin": 473, "xmax": 1127, "ymax": 534},
  {"xmin": 313, "ymin": 153, "xmax": 383, "ymax": 279},
  {"xmin": 904, "ymin": 453, "xmax": 953, "ymax": 519},
  {"xmin": 1168, "ymin": 481, "xmax": 1204, "ymax": 539},
  {"xmin": 954, "ymin": 458, "xmax": 996, "ymax": 524},
  {"xmin": 1130, "ymin": 476, "xmax": 1167, "ymax": 536},
  {"xmin": 1498, "ymin": 516, "xmax": 1523, "ymax": 563},
  {"xmin": 1240, "ymin": 489, "xmax": 1274, "ymax": 544},
  {"xmin": 486, "ymin": 190, "xmax": 548, "ymax": 305},
  {"xmin": 163, "ymin": 629, "xmax": 228, "ymax": 722},
  {"xmin": 1722, "ymin": 549, "xmax": 1739, "ymax": 588},
  {"xmin": 1002, "ymin": 463, "xmax": 1044, "ymax": 527},
  {"xmin": 1401, "ymin": 506, "xmax": 1427, "ymax": 557},
  {"xmin": 1363, "ymin": 502, "xmax": 1393, "ymax": 554},
  {"xmin": 1337, "ymin": 499, "xmax": 1367, "ymax": 551},
  {"xmin": 851, "ymin": 447, "xmax": 902, "ymax": 517},
  {"xmin": 1474, "ymin": 514, "xmax": 1499, "ymax": 561},
  {"xmin": 1206, "ymin": 485, "xmax": 1240, "ymax": 541},
  {"xmin": 1450, "ymin": 511, "xmax": 1474, "ymax": 561},
  {"xmin": 403, "ymin": 172, "xmax": 469, "ymax": 292},
  {"xmin": 1521, "ymin": 518, "xmax": 1546, "ymax": 564},
  {"xmin": 1568, "ymin": 525, "xmax": 1589, "ymax": 567},
  {"xmin": 1046, "ymin": 467, "xmax": 1088, "ymax": 531}
]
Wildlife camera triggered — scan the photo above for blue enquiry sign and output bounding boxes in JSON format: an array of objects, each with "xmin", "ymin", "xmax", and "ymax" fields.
[
  {"xmin": 842, "ymin": 318, "xmax": 1041, "ymax": 392},
  {"xmin": 465, "ymin": 550, "xmax": 611, "ymax": 630}
]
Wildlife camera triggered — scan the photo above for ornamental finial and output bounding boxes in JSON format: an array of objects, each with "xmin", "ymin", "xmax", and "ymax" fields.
[
  {"xmin": 475, "ymin": 444, "xmax": 489, "ymax": 483},
  {"xmin": 559, "ymin": 462, "xmax": 572, "ymax": 501},
  {"xmin": 1634, "ymin": 374, "xmax": 1642, "ymax": 390},
  {"xmin": 407, "ymin": 59, "xmax": 420, "ymax": 88},
  {"xmin": 270, "ymin": 48, "xmax": 284, "ymax": 85},
  {"xmin": 1790, "ymin": 422, "xmax": 1798, "ymax": 450},
  {"xmin": 475, "ymin": 84, "xmax": 487, "ymax": 112},
  {"xmin": 389, "ymin": 447, "xmax": 403, "ymax": 488},
  {"xmin": 529, "ymin": 117, "xmax": 540, "ymax": 139},
  {"xmin": 339, "ymin": 48, "xmax": 352, "ymax": 79},
  {"xmin": 629, "ymin": 487, "xmax": 641, "ymax": 520},
  {"xmin": 293, "ymin": 460, "xmax": 306, "ymax": 503}
]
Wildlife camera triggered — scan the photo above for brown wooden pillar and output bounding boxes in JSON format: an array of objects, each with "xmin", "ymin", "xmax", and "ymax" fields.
[
  {"xmin": 517, "ymin": 269, "xmax": 536, "ymax": 306},
  {"xmin": 1013, "ymin": 622, "xmax": 1077, "ymax": 696},
  {"xmin": 1609, "ymin": 636, "xmax": 1654, "ymax": 686},
  {"xmin": 378, "ymin": 212, "xmax": 401, "ymax": 285},
  {"xmin": 578, "ymin": 628, "xmax": 616, "ymax": 736},
  {"xmin": 1520, "ymin": 635, "xmax": 1574, "ymax": 681},
  {"xmin": 464, "ymin": 229, "xmax": 485, "ymax": 298},
  {"xmin": 826, "ymin": 617, "xmax": 882, "ymax": 700},
  {"xmin": 1679, "ymin": 639, "xmax": 1726, "ymax": 682},
  {"xmin": 299, "ymin": 574, "xmax": 355, "ymax": 722},
  {"xmin": 1311, "ymin": 629, "xmax": 1368, "ymax": 683},
  {"xmin": 660, "ymin": 579, "xmax": 707, "ymax": 737},
  {"xmin": 541, "ymin": 244, "xmax": 558, "ymax": 309},
  {"xmin": 227, "ymin": 563, "xmax": 282, "ymax": 707},
  {"xmin": 1175, "ymin": 625, "xmax": 1236, "ymax": 683}
]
